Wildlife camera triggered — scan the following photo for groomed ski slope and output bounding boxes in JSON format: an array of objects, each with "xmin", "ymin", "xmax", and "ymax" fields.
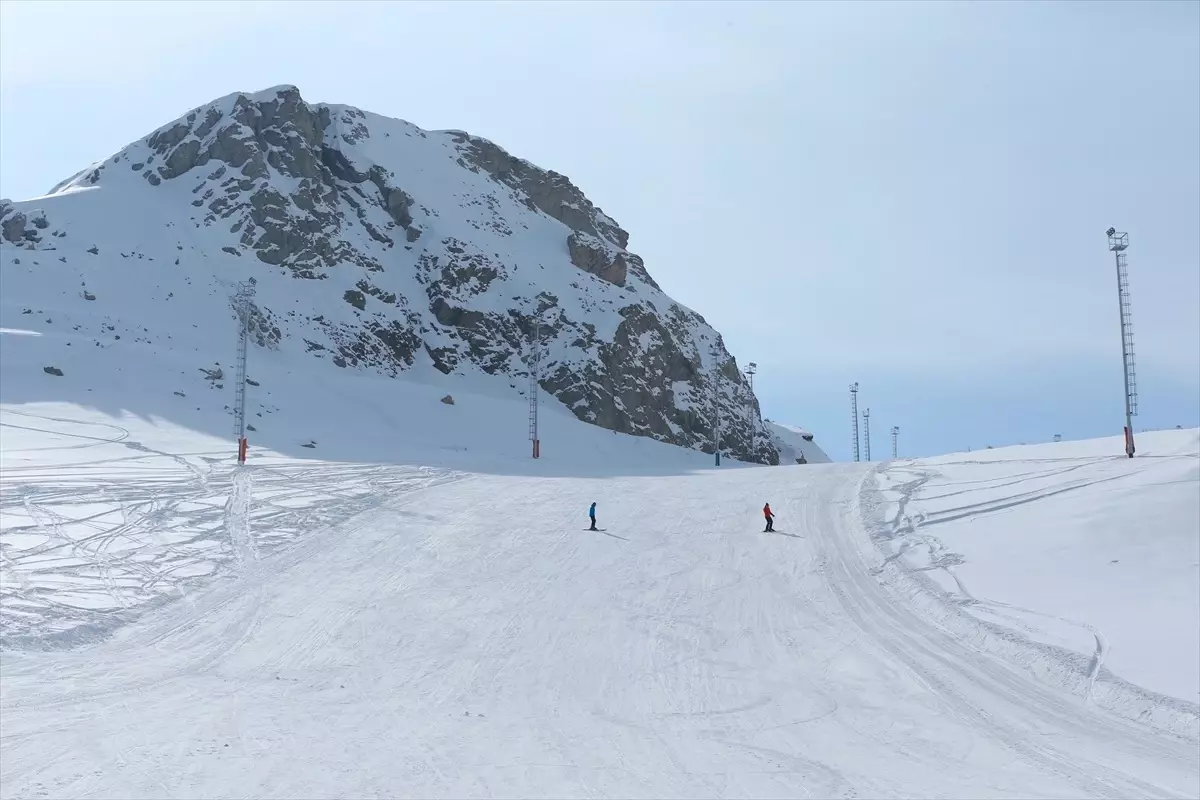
[
  {"xmin": 876, "ymin": 430, "xmax": 1200, "ymax": 706},
  {"xmin": 2, "ymin": 420, "xmax": 1198, "ymax": 798}
]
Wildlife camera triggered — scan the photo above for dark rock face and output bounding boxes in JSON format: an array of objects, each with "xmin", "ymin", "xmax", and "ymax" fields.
[
  {"xmin": 0, "ymin": 203, "xmax": 50, "ymax": 247},
  {"xmin": 30, "ymin": 85, "xmax": 779, "ymax": 464},
  {"xmin": 539, "ymin": 304, "xmax": 778, "ymax": 464},
  {"xmin": 451, "ymin": 133, "xmax": 660, "ymax": 290},
  {"xmin": 567, "ymin": 232, "xmax": 627, "ymax": 286}
]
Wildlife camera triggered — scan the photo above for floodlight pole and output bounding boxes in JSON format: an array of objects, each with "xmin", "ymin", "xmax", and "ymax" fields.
[
  {"xmin": 862, "ymin": 408, "xmax": 872, "ymax": 461},
  {"xmin": 849, "ymin": 383, "xmax": 860, "ymax": 462},
  {"xmin": 1106, "ymin": 228, "xmax": 1138, "ymax": 458},
  {"xmin": 714, "ymin": 379, "xmax": 722, "ymax": 466},
  {"xmin": 232, "ymin": 281, "xmax": 255, "ymax": 465}
]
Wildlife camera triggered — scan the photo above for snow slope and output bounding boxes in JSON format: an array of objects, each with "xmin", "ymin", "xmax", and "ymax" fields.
[
  {"xmin": 872, "ymin": 430, "xmax": 1200, "ymax": 707},
  {"xmin": 1, "ymin": 319, "xmax": 752, "ymax": 646},
  {"xmin": 2, "ymin": 394, "xmax": 1197, "ymax": 797},
  {"xmin": 765, "ymin": 419, "xmax": 833, "ymax": 464}
]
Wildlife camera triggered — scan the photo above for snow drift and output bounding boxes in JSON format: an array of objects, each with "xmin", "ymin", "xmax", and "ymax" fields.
[{"xmin": 764, "ymin": 419, "xmax": 832, "ymax": 464}]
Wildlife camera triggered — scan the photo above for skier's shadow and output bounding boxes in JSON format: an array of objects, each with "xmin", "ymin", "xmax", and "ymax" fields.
[
  {"xmin": 590, "ymin": 529, "xmax": 629, "ymax": 541},
  {"xmin": 768, "ymin": 531, "xmax": 802, "ymax": 539}
]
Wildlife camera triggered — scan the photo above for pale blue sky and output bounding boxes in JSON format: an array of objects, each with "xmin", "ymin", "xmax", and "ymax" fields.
[{"xmin": 2, "ymin": 0, "xmax": 1197, "ymax": 459}]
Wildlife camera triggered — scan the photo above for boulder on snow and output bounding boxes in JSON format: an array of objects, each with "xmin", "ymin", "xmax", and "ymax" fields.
[
  {"xmin": 440, "ymin": 394, "xmax": 455, "ymax": 405},
  {"xmin": 42, "ymin": 366, "xmax": 64, "ymax": 377}
]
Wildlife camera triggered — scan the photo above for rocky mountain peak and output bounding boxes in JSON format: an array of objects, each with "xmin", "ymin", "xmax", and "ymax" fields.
[{"xmin": 2, "ymin": 85, "xmax": 782, "ymax": 464}]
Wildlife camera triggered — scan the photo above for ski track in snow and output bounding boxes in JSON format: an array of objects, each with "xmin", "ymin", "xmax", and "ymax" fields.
[
  {"xmin": 0, "ymin": 408, "xmax": 461, "ymax": 648},
  {"xmin": 869, "ymin": 439, "xmax": 1200, "ymax": 727},
  {"xmin": 0, "ymin": 414, "xmax": 1197, "ymax": 798}
]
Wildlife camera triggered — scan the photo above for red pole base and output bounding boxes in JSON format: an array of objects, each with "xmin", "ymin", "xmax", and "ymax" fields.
[
  {"xmin": 1124, "ymin": 426, "xmax": 1135, "ymax": 458},
  {"xmin": 238, "ymin": 437, "xmax": 248, "ymax": 464},
  {"xmin": 532, "ymin": 439, "xmax": 540, "ymax": 459}
]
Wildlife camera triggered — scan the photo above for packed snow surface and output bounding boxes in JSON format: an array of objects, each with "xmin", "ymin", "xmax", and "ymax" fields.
[
  {"xmin": 875, "ymin": 431, "xmax": 1200, "ymax": 705},
  {"xmin": 2, "ymin": 379, "xmax": 1197, "ymax": 798}
]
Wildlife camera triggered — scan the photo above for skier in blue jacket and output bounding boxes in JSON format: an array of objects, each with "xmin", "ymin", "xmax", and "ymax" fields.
[{"xmin": 588, "ymin": 502, "xmax": 598, "ymax": 531}]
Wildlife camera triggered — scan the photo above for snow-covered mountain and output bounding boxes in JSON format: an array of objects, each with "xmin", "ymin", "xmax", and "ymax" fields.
[{"xmin": 0, "ymin": 84, "xmax": 790, "ymax": 463}]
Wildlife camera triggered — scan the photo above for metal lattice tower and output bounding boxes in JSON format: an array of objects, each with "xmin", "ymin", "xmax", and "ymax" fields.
[
  {"xmin": 714, "ymin": 379, "xmax": 722, "ymax": 466},
  {"xmin": 891, "ymin": 426, "xmax": 899, "ymax": 459},
  {"xmin": 849, "ymin": 383, "xmax": 861, "ymax": 462},
  {"xmin": 862, "ymin": 408, "xmax": 872, "ymax": 462},
  {"xmin": 739, "ymin": 364, "xmax": 756, "ymax": 461},
  {"xmin": 528, "ymin": 318, "xmax": 543, "ymax": 459},
  {"xmin": 232, "ymin": 281, "xmax": 256, "ymax": 464},
  {"xmin": 1107, "ymin": 229, "xmax": 1138, "ymax": 458}
]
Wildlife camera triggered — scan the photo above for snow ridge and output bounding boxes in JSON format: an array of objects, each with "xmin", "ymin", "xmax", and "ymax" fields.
[{"xmin": 765, "ymin": 420, "xmax": 832, "ymax": 464}]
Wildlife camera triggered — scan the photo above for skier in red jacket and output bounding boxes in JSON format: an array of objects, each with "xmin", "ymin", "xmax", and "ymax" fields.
[{"xmin": 763, "ymin": 502, "xmax": 775, "ymax": 532}]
